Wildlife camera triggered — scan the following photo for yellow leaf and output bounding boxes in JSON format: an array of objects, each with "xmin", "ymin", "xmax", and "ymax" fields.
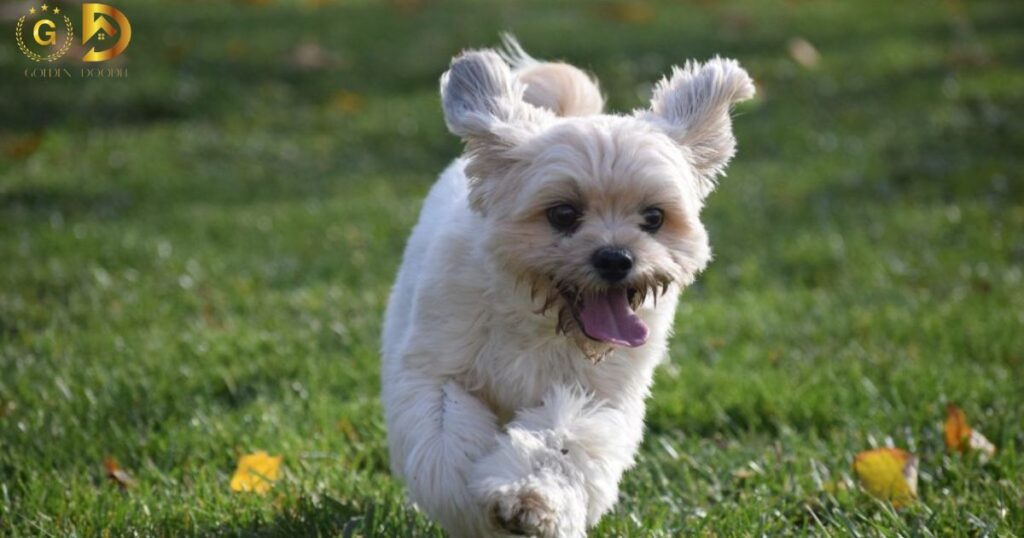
[
  {"xmin": 329, "ymin": 90, "xmax": 366, "ymax": 114},
  {"xmin": 230, "ymin": 451, "xmax": 282, "ymax": 493},
  {"xmin": 945, "ymin": 404, "xmax": 996, "ymax": 461},
  {"xmin": 853, "ymin": 448, "xmax": 917, "ymax": 508}
]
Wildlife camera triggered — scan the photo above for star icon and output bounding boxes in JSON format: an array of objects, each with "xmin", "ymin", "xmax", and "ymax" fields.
[
  {"xmin": 53, "ymin": 7, "xmax": 60, "ymax": 14},
  {"xmin": 41, "ymin": 4, "xmax": 48, "ymax": 11},
  {"xmin": 29, "ymin": 7, "xmax": 36, "ymax": 14}
]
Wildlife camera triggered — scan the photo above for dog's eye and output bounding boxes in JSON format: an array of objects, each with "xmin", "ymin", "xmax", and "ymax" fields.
[
  {"xmin": 547, "ymin": 204, "xmax": 582, "ymax": 233},
  {"xmin": 640, "ymin": 207, "xmax": 664, "ymax": 232}
]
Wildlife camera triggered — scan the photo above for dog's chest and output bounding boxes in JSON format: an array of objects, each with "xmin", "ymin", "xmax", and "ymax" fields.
[{"xmin": 464, "ymin": 334, "xmax": 634, "ymax": 424}]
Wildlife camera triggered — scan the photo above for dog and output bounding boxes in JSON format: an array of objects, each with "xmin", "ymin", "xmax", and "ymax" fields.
[{"xmin": 381, "ymin": 36, "xmax": 754, "ymax": 537}]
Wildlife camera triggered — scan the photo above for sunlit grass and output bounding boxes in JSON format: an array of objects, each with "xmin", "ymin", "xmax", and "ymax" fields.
[{"xmin": 1, "ymin": 0, "xmax": 1022, "ymax": 535}]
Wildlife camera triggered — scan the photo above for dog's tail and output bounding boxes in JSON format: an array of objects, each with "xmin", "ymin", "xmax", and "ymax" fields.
[{"xmin": 499, "ymin": 33, "xmax": 604, "ymax": 117}]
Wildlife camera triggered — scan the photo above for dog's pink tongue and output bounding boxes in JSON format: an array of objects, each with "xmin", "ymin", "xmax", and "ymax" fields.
[{"xmin": 578, "ymin": 288, "xmax": 649, "ymax": 347}]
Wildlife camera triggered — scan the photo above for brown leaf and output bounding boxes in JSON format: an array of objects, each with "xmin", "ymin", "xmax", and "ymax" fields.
[
  {"xmin": 390, "ymin": 0, "xmax": 425, "ymax": 16},
  {"xmin": 336, "ymin": 416, "xmax": 361, "ymax": 443},
  {"xmin": 596, "ymin": 1, "xmax": 656, "ymax": 25},
  {"xmin": 944, "ymin": 404, "xmax": 971, "ymax": 452},
  {"xmin": 0, "ymin": 400, "xmax": 16, "ymax": 418},
  {"xmin": 720, "ymin": 10, "xmax": 753, "ymax": 34},
  {"xmin": 104, "ymin": 457, "xmax": 136, "ymax": 489},
  {"xmin": 945, "ymin": 404, "xmax": 996, "ymax": 461},
  {"xmin": 2, "ymin": 132, "xmax": 45, "ymax": 160},
  {"xmin": 289, "ymin": 41, "xmax": 335, "ymax": 71}
]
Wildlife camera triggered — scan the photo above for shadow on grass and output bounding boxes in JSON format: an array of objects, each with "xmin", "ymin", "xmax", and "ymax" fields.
[
  {"xmin": 0, "ymin": 185, "xmax": 135, "ymax": 219},
  {"xmin": 198, "ymin": 493, "xmax": 441, "ymax": 538}
]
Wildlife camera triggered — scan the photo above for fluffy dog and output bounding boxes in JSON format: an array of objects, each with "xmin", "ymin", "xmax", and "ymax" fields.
[{"xmin": 381, "ymin": 36, "xmax": 754, "ymax": 537}]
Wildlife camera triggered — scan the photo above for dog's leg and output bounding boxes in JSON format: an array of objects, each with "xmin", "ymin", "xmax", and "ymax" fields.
[
  {"xmin": 386, "ymin": 374, "xmax": 501, "ymax": 537},
  {"xmin": 470, "ymin": 386, "xmax": 644, "ymax": 537}
]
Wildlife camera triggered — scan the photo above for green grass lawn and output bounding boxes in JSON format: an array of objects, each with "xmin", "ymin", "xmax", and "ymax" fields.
[{"xmin": 2, "ymin": 0, "xmax": 1023, "ymax": 535}]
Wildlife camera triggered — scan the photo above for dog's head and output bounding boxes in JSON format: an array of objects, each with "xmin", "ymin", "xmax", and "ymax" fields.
[{"xmin": 440, "ymin": 49, "xmax": 754, "ymax": 355}]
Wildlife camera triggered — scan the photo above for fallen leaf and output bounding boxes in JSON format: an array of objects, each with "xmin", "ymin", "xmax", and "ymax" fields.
[
  {"xmin": 2, "ymin": 132, "xmax": 45, "ymax": 160},
  {"xmin": 787, "ymin": 37, "xmax": 820, "ymax": 69},
  {"xmin": 966, "ymin": 430, "xmax": 997, "ymax": 461},
  {"xmin": 289, "ymin": 41, "xmax": 335, "ymax": 71},
  {"xmin": 103, "ymin": 457, "xmax": 136, "ymax": 489},
  {"xmin": 0, "ymin": 400, "xmax": 15, "ymax": 418},
  {"xmin": 390, "ymin": 0, "xmax": 425, "ymax": 16},
  {"xmin": 230, "ymin": 451, "xmax": 282, "ymax": 494},
  {"xmin": 596, "ymin": 1, "xmax": 656, "ymax": 25},
  {"xmin": 945, "ymin": 404, "xmax": 996, "ymax": 462},
  {"xmin": 944, "ymin": 404, "xmax": 970, "ymax": 450},
  {"xmin": 226, "ymin": 38, "xmax": 248, "ymax": 60},
  {"xmin": 732, "ymin": 468, "xmax": 754, "ymax": 480},
  {"xmin": 336, "ymin": 416, "xmax": 361, "ymax": 443},
  {"xmin": 853, "ymin": 447, "xmax": 917, "ymax": 508},
  {"xmin": 328, "ymin": 90, "xmax": 366, "ymax": 114},
  {"xmin": 720, "ymin": 10, "xmax": 754, "ymax": 34}
]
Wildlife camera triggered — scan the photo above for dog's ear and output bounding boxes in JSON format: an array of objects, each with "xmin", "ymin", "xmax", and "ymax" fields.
[
  {"xmin": 441, "ymin": 50, "xmax": 551, "ymax": 212},
  {"xmin": 640, "ymin": 58, "xmax": 754, "ymax": 198},
  {"xmin": 441, "ymin": 49, "xmax": 550, "ymax": 147}
]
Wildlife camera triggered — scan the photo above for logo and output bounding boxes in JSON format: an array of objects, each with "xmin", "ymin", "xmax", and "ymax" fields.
[
  {"xmin": 82, "ymin": 3, "xmax": 131, "ymax": 62},
  {"xmin": 15, "ymin": 4, "xmax": 74, "ymax": 62},
  {"xmin": 15, "ymin": 3, "xmax": 131, "ymax": 64}
]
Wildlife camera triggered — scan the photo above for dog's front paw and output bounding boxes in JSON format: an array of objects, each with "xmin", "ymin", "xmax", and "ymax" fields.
[
  {"xmin": 471, "ymin": 428, "xmax": 587, "ymax": 537},
  {"xmin": 482, "ymin": 469, "xmax": 586, "ymax": 538},
  {"xmin": 488, "ymin": 486, "xmax": 558, "ymax": 537}
]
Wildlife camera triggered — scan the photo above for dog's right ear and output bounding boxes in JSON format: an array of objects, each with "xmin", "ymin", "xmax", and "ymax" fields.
[
  {"xmin": 441, "ymin": 50, "xmax": 545, "ymax": 144},
  {"xmin": 441, "ymin": 51, "xmax": 551, "ymax": 212}
]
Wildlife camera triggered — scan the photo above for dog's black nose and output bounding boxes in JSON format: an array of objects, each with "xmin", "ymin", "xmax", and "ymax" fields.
[{"xmin": 592, "ymin": 247, "xmax": 633, "ymax": 283}]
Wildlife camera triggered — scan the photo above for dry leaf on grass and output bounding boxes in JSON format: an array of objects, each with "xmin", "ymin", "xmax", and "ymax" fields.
[
  {"xmin": 390, "ymin": 0, "xmax": 425, "ymax": 16},
  {"xmin": 2, "ymin": 132, "xmax": 45, "ymax": 160},
  {"xmin": 595, "ymin": 1, "xmax": 656, "ymax": 25},
  {"xmin": 104, "ymin": 457, "xmax": 136, "ymax": 490},
  {"xmin": 230, "ymin": 451, "xmax": 282, "ymax": 494},
  {"xmin": 853, "ymin": 447, "xmax": 917, "ymax": 508},
  {"xmin": 945, "ymin": 404, "xmax": 996, "ymax": 462},
  {"xmin": 787, "ymin": 37, "xmax": 820, "ymax": 69},
  {"xmin": 290, "ymin": 41, "xmax": 335, "ymax": 71},
  {"xmin": 329, "ymin": 90, "xmax": 366, "ymax": 114}
]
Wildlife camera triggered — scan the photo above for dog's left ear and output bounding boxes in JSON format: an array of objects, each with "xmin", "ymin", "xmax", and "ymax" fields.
[{"xmin": 640, "ymin": 57, "xmax": 755, "ymax": 198}]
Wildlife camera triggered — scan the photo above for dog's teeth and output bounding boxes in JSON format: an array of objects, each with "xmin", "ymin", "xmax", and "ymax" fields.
[
  {"xmin": 543, "ymin": 294, "xmax": 557, "ymax": 314},
  {"xmin": 556, "ymin": 308, "xmax": 572, "ymax": 334}
]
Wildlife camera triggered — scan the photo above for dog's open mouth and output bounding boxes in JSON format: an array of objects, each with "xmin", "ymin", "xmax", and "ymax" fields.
[{"xmin": 567, "ymin": 287, "xmax": 649, "ymax": 348}]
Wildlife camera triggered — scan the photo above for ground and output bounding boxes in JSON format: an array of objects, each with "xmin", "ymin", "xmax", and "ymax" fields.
[{"xmin": 1, "ymin": 0, "xmax": 1022, "ymax": 535}]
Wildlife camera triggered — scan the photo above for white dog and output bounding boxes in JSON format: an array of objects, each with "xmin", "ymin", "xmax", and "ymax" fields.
[{"xmin": 381, "ymin": 36, "xmax": 753, "ymax": 537}]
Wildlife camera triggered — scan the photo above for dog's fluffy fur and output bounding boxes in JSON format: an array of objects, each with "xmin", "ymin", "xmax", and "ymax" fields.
[{"xmin": 381, "ymin": 37, "xmax": 753, "ymax": 537}]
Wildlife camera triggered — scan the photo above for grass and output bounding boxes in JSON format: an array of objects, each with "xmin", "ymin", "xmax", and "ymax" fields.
[{"xmin": 1, "ymin": 0, "xmax": 1023, "ymax": 535}]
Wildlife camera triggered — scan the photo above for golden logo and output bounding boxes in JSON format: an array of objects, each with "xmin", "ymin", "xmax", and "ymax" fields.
[
  {"xmin": 15, "ymin": 3, "xmax": 131, "ymax": 63},
  {"xmin": 15, "ymin": 4, "xmax": 74, "ymax": 62},
  {"xmin": 82, "ymin": 3, "xmax": 131, "ymax": 62}
]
